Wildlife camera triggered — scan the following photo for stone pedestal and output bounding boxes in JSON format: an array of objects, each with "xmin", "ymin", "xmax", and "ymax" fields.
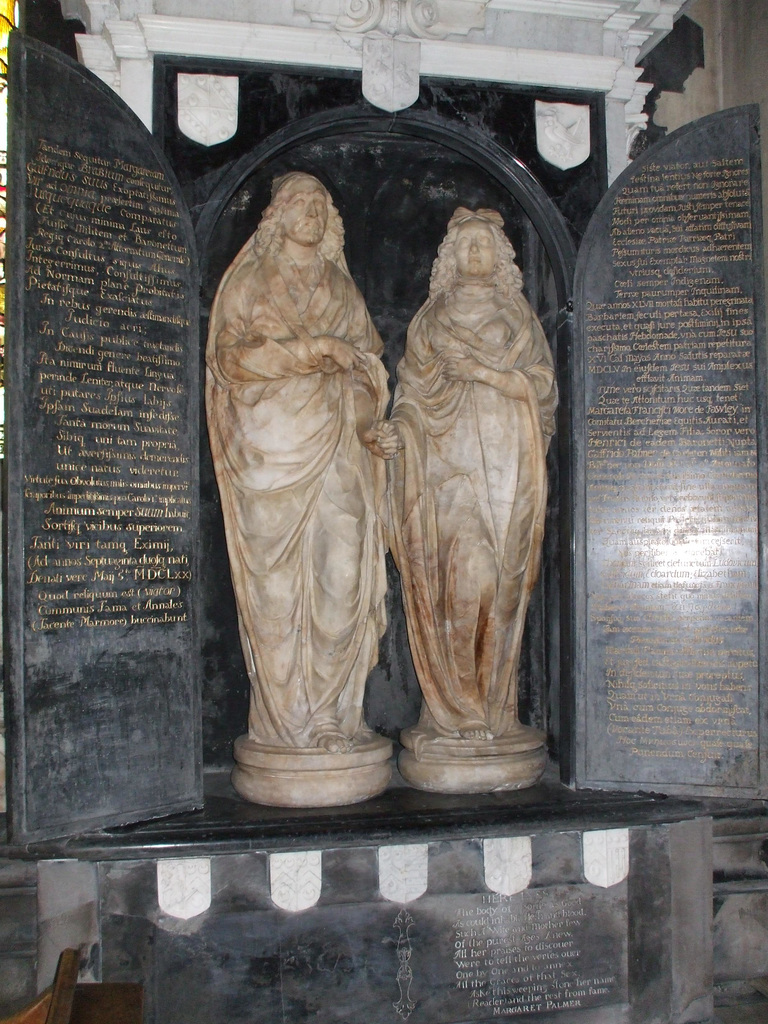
[
  {"xmin": 398, "ymin": 723, "xmax": 547, "ymax": 794},
  {"xmin": 231, "ymin": 734, "xmax": 393, "ymax": 807}
]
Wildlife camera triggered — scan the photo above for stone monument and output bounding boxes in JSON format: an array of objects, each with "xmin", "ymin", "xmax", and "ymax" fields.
[
  {"xmin": 205, "ymin": 172, "xmax": 397, "ymax": 807},
  {"xmin": 389, "ymin": 207, "xmax": 558, "ymax": 793}
]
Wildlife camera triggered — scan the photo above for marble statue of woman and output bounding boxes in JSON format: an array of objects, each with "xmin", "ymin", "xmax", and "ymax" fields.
[
  {"xmin": 389, "ymin": 207, "xmax": 558, "ymax": 793},
  {"xmin": 206, "ymin": 172, "xmax": 398, "ymax": 807}
]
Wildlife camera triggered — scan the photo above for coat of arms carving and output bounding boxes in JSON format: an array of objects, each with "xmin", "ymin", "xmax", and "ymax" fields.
[{"xmin": 177, "ymin": 74, "xmax": 239, "ymax": 147}]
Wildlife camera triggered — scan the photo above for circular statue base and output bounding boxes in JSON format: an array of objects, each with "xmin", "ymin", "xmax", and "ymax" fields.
[
  {"xmin": 232, "ymin": 733, "xmax": 393, "ymax": 807},
  {"xmin": 398, "ymin": 724, "xmax": 547, "ymax": 794}
]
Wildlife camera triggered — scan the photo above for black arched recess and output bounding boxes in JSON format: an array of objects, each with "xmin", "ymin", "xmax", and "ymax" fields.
[
  {"xmin": 196, "ymin": 107, "xmax": 577, "ymax": 773},
  {"xmin": 196, "ymin": 108, "xmax": 576, "ymax": 307}
]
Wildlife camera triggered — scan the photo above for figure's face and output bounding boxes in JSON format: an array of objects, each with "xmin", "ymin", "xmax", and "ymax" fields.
[
  {"xmin": 280, "ymin": 183, "xmax": 328, "ymax": 248},
  {"xmin": 455, "ymin": 222, "xmax": 496, "ymax": 279}
]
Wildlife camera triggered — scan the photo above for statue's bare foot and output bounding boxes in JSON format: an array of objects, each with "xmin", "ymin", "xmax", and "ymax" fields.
[
  {"xmin": 317, "ymin": 732, "xmax": 352, "ymax": 754},
  {"xmin": 459, "ymin": 727, "xmax": 493, "ymax": 741}
]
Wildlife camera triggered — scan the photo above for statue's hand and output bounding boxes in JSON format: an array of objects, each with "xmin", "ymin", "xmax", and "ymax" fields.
[
  {"xmin": 361, "ymin": 420, "xmax": 402, "ymax": 460},
  {"xmin": 440, "ymin": 346, "xmax": 485, "ymax": 383},
  {"xmin": 311, "ymin": 335, "xmax": 364, "ymax": 372}
]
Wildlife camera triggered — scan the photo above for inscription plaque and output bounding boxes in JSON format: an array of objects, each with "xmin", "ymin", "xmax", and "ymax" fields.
[
  {"xmin": 6, "ymin": 35, "xmax": 201, "ymax": 840},
  {"xmin": 441, "ymin": 888, "xmax": 626, "ymax": 1018},
  {"xmin": 573, "ymin": 106, "xmax": 766, "ymax": 796}
]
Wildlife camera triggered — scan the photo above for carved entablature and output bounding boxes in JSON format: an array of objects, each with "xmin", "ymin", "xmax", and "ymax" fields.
[
  {"xmin": 295, "ymin": 0, "xmax": 486, "ymax": 39},
  {"xmin": 59, "ymin": 0, "xmax": 687, "ymax": 179}
]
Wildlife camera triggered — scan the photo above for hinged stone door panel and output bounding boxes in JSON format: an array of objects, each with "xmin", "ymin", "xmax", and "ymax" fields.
[
  {"xmin": 571, "ymin": 106, "xmax": 766, "ymax": 797},
  {"xmin": 5, "ymin": 34, "xmax": 202, "ymax": 841}
]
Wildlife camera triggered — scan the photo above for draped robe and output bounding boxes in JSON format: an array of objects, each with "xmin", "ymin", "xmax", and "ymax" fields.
[
  {"xmin": 389, "ymin": 287, "xmax": 557, "ymax": 741},
  {"xmin": 206, "ymin": 243, "xmax": 389, "ymax": 749}
]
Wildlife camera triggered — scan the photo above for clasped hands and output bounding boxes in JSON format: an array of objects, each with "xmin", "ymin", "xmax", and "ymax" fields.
[
  {"xmin": 361, "ymin": 420, "xmax": 401, "ymax": 460},
  {"xmin": 438, "ymin": 344, "xmax": 527, "ymax": 401},
  {"xmin": 308, "ymin": 334, "xmax": 364, "ymax": 373},
  {"xmin": 363, "ymin": 345, "xmax": 488, "ymax": 461},
  {"xmin": 437, "ymin": 343, "xmax": 485, "ymax": 383},
  {"xmin": 308, "ymin": 335, "xmax": 402, "ymax": 460}
]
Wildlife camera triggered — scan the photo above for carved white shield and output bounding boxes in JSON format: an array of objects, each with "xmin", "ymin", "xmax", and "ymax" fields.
[
  {"xmin": 177, "ymin": 74, "xmax": 239, "ymax": 147},
  {"xmin": 362, "ymin": 36, "xmax": 420, "ymax": 113},
  {"xmin": 483, "ymin": 836, "xmax": 532, "ymax": 895},
  {"xmin": 379, "ymin": 843, "xmax": 429, "ymax": 903},
  {"xmin": 582, "ymin": 829, "xmax": 630, "ymax": 888},
  {"xmin": 535, "ymin": 100, "xmax": 590, "ymax": 170},
  {"xmin": 269, "ymin": 850, "xmax": 322, "ymax": 912},
  {"xmin": 157, "ymin": 858, "xmax": 212, "ymax": 920}
]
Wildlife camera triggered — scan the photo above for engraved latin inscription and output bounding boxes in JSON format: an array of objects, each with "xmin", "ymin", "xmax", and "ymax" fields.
[
  {"xmin": 585, "ymin": 157, "xmax": 758, "ymax": 784},
  {"xmin": 24, "ymin": 140, "xmax": 193, "ymax": 633}
]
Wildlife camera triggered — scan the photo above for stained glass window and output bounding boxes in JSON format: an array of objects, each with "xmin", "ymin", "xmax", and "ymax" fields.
[{"xmin": 0, "ymin": 2, "xmax": 17, "ymax": 454}]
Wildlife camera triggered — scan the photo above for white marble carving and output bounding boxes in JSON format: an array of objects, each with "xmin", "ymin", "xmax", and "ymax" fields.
[
  {"xmin": 392, "ymin": 208, "xmax": 555, "ymax": 794},
  {"xmin": 269, "ymin": 850, "xmax": 323, "ymax": 911},
  {"xmin": 208, "ymin": 172, "xmax": 394, "ymax": 808},
  {"xmin": 379, "ymin": 844, "xmax": 429, "ymax": 903},
  {"xmin": 69, "ymin": 0, "xmax": 687, "ymax": 177},
  {"xmin": 74, "ymin": 32, "xmax": 120, "ymax": 90},
  {"xmin": 623, "ymin": 77, "xmax": 653, "ymax": 156},
  {"xmin": 296, "ymin": 0, "xmax": 485, "ymax": 38},
  {"xmin": 402, "ymin": 0, "xmax": 486, "ymax": 39},
  {"xmin": 296, "ymin": 0, "xmax": 385, "ymax": 33},
  {"xmin": 535, "ymin": 100, "xmax": 590, "ymax": 169},
  {"xmin": 157, "ymin": 858, "xmax": 212, "ymax": 919},
  {"xmin": 582, "ymin": 828, "xmax": 630, "ymax": 888},
  {"xmin": 483, "ymin": 836, "xmax": 532, "ymax": 895},
  {"xmin": 177, "ymin": 73, "xmax": 239, "ymax": 146},
  {"xmin": 104, "ymin": 17, "xmax": 149, "ymax": 59},
  {"xmin": 362, "ymin": 36, "xmax": 420, "ymax": 112}
]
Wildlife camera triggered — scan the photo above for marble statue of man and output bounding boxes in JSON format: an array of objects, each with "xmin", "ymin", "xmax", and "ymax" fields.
[
  {"xmin": 206, "ymin": 172, "xmax": 397, "ymax": 807},
  {"xmin": 389, "ymin": 207, "xmax": 558, "ymax": 794}
]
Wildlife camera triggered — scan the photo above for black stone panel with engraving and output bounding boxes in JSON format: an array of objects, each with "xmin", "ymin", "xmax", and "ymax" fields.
[
  {"xmin": 5, "ymin": 34, "xmax": 202, "ymax": 841},
  {"xmin": 100, "ymin": 853, "xmax": 628, "ymax": 1023},
  {"xmin": 572, "ymin": 106, "xmax": 767, "ymax": 796},
  {"xmin": 95, "ymin": 822, "xmax": 712, "ymax": 1024}
]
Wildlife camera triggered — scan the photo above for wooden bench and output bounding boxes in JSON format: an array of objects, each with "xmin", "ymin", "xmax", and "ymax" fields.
[{"xmin": 0, "ymin": 949, "xmax": 143, "ymax": 1024}]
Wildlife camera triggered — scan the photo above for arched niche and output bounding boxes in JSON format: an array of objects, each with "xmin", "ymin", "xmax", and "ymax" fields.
[{"xmin": 196, "ymin": 108, "xmax": 576, "ymax": 767}]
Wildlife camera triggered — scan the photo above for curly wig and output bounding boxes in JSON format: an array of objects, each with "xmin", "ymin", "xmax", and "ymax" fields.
[
  {"xmin": 251, "ymin": 172, "xmax": 348, "ymax": 270},
  {"xmin": 428, "ymin": 207, "xmax": 524, "ymax": 301}
]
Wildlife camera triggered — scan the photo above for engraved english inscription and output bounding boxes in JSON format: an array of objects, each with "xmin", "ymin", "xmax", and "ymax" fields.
[
  {"xmin": 24, "ymin": 140, "xmax": 193, "ymax": 634},
  {"xmin": 449, "ymin": 888, "xmax": 625, "ymax": 1018},
  {"xmin": 584, "ymin": 141, "xmax": 760, "ymax": 788}
]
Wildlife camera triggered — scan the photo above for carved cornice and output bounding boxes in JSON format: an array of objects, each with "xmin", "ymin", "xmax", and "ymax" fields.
[
  {"xmin": 104, "ymin": 17, "xmax": 149, "ymax": 59},
  {"xmin": 419, "ymin": 37, "xmax": 623, "ymax": 91},
  {"xmin": 295, "ymin": 0, "xmax": 486, "ymax": 39},
  {"xmin": 74, "ymin": 31, "xmax": 119, "ymax": 87},
  {"xmin": 115, "ymin": 14, "xmax": 629, "ymax": 94},
  {"xmin": 136, "ymin": 15, "xmax": 361, "ymax": 68},
  {"xmin": 68, "ymin": 0, "xmax": 687, "ymax": 176}
]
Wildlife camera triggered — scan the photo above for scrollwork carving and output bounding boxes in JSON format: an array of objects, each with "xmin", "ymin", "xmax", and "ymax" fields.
[
  {"xmin": 337, "ymin": 0, "xmax": 386, "ymax": 33},
  {"xmin": 404, "ymin": 0, "xmax": 485, "ymax": 38},
  {"xmin": 296, "ymin": 0, "xmax": 485, "ymax": 38}
]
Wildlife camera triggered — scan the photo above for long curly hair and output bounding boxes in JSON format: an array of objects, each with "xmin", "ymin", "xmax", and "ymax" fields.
[
  {"xmin": 428, "ymin": 207, "xmax": 523, "ymax": 301},
  {"xmin": 251, "ymin": 172, "xmax": 348, "ymax": 270}
]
